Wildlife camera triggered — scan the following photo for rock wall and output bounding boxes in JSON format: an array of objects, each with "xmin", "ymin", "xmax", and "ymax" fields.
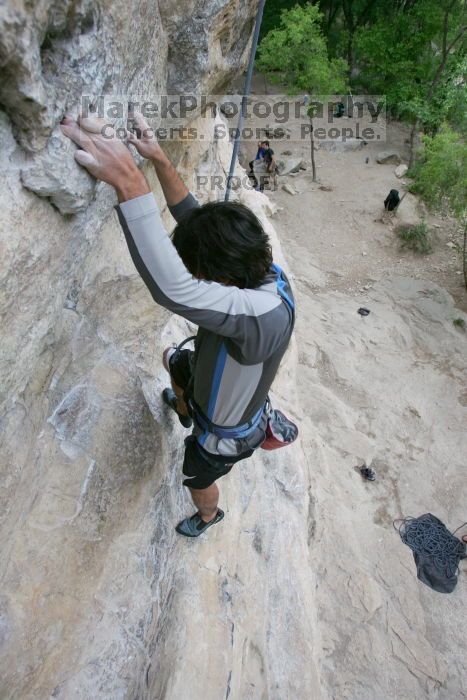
[
  {"xmin": 0, "ymin": 1, "xmax": 322, "ymax": 697},
  {"xmin": 2, "ymin": 2, "xmax": 467, "ymax": 699}
]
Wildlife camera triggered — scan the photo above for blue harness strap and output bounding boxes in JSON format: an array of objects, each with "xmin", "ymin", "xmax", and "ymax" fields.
[{"xmin": 191, "ymin": 400, "xmax": 265, "ymax": 441}]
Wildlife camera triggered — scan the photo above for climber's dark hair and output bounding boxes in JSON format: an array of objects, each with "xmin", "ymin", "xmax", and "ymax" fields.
[{"xmin": 172, "ymin": 201, "xmax": 273, "ymax": 289}]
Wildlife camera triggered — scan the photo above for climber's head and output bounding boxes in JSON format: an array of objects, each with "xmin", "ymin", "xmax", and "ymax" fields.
[{"xmin": 172, "ymin": 201, "xmax": 273, "ymax": 289}]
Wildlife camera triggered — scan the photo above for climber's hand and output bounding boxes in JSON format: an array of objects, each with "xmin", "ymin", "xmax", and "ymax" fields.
[
  {"xmin": 126, "ymin": 112, "xmax": 165, "ymax": 161},
  {"xmin": 60, "ymin": 115, "xmax": 150, "ymax": 202}
]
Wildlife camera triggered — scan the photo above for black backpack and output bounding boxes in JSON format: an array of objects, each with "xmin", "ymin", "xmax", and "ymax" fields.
[{"xmin": 384, "ymin": 189, "xmax": 400, "ymax": 211}]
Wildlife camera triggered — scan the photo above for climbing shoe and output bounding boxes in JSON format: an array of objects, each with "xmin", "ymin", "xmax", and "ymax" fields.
[
  {"xmin": 162, "ymin": 387, "xmax": 193, "ymax": 429},
  {"xmin": 175, "ymin": 509, "xmax": 225, "ymax": 538}
]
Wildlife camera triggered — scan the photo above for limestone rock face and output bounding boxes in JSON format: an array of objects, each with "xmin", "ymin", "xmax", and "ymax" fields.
[{"xmin": 0, "ymin": 0, "xmax": 258, "ymax": 213}]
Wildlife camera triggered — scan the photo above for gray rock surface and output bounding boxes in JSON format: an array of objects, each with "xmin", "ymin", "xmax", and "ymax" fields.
[
  {"xmin": 376, "ymin": 150, "xmax": 402, "ymax": 164},
  {"xmin": 282, "ymin": 182, "xmax": 299, "ymax": 195},
  {"xmin": 1, "ymin": 0, "xmax": 258, "ymax": 213},
  {"xmin": 395, "ymin": 163, "xmax": 409, "ymax": 178},
  {"xmin": 277, "ymin": 157, "xmax": 305, "ymax": 175}
]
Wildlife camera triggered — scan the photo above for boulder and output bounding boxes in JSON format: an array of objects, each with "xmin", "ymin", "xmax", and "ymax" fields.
[
  {"xmin": 395, "ymin": 164, "xmax": 408, "ymax": 178},
  {"xmin": 277, "ymin": 158, "xmax": 305, "ymax": 176},
  {"xmin": 282, "ymin": 183, "xmax": 298, "ymax": 195},
  {"xmin": 376, "ymin": 151, "xmax": 402, "ymax": 164}
]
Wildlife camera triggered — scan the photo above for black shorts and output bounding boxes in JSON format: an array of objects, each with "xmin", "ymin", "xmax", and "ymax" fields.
[
  {"xmin": 169, "ymin": 348, "xmax": 255, "ymax": 490},
  {"xmin": 182, "ymin": 436, "xmax": 254, "ymax": 490}
]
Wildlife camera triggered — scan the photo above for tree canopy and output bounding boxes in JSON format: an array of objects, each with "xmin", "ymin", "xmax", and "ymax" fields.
[
  {"xmin": 257, "ymin": 4, "xmax": 348, "ymax": 95},
  {"xmin": 259, "ymin": 0, "xmax": 467, "ymax": 134}
]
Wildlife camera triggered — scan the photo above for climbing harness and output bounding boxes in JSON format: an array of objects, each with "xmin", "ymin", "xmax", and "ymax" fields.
[
  {"xmin": 394, "ymin": 513, "xmax": 467, "ymax": 593},
  {"xmin": 225, "ymin": 0, "xmax": 266, "ymax": 202}
]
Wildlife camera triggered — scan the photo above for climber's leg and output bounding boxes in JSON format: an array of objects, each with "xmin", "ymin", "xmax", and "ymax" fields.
[
  {"xmin": 176, "ymin": 436, "xmax": 255, "ymax": 536},
  {"xmin": 189, "ymin": 483, "xmax": 220, "ymax": 522},
  {"xmin": 162, "ymin": 347, "xmax": 189, "ymax": 414},
  {"xmin": 162, "ymin": 346, "xmax": 193, "ymax": 426},
  {"xmin": 166, "ymin": 381, "xmax": 190, "ymax": 416}
]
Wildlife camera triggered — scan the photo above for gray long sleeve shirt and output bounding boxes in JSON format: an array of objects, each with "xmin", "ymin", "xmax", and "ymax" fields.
[{"xmin": 116, "ymin": 192, "xmax": 295, "ymax": 456}]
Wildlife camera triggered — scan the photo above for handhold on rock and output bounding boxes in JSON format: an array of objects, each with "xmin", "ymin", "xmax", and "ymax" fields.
[
  {"xmin": 20, "ymin": 129, "xmax": 95, "ymax": 214},
  {"xmin": 358, "ymin": 307, "xmax": 370, "ymax": 316}
]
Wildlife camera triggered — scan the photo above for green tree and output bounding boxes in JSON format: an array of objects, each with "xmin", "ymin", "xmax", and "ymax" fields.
[
  {"xmin": 257, "ymin": 4, "xmax": 348, "ymax": 180},
  {"xmin": 260, "ymin": 0, "xmax": 308, "ymax": 38},
  {"xmin": 355, "ymin": 0, "xmax": 466, "ymax": 162},
  {"xmin": 410, "ymin": 125, "xmax": 467, "ymax": 286}
]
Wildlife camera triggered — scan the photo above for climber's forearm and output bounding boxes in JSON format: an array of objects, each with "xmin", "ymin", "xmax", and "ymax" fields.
[
  {"xmin": 116, "ymin": 171, "xmax": 151, "ymax": 203},
  {"xmin": 150, "ymin": 151, "xmax": 190, "ymax": 207}
]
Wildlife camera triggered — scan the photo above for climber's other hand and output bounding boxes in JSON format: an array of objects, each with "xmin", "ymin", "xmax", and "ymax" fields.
[
  {"xmin": 60, "ymin": 115, "xmax": 150, "ymax": 202},
  {"xmin": 126, "ymin": 112, "xmax": 164, "ymax": 161}
]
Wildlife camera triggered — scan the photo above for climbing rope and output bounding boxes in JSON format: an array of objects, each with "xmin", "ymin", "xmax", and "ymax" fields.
[
  {"xmin": 225, "ymin": 0, "xmax": 266, "ymax": 201},
  {"xmin": 394, "ymin": 514, "xmax": 467, "ymax": 581}
]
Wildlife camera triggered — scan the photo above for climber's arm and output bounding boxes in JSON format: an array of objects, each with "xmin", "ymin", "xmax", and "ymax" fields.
[
  {"xmin": 150, "ymin": 151, "xmax": 190, "ymax": 208},
  {"xmin": 115, "ymin": 193, "xmax": 287, "ymax": 348},
  {"xmin": 127, "ymin": 112, "xmax": 198, "ymax": 214}
]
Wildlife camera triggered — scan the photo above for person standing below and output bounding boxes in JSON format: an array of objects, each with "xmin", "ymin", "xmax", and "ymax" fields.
[
  {"xmin": 61, "ymin": 113, "xmax": 295, "ymax": 538},
  {"xmin": 250, "ymin": 140, "xmax": 278, "ymax": 191},
  {"xmin": 248, "ymin": 140, "xmax": 266, "ymax": 175}
]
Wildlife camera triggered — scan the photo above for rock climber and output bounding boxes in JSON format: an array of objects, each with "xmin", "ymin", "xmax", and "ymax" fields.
[{"xmin": 61, "ymin": 113, "xmax": 295, "ymax": 538}]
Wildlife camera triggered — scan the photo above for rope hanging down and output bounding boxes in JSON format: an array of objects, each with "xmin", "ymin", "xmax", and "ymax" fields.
[{"xmin": 225, "ymin": 0, "xmax": 266, "ymax": 202}]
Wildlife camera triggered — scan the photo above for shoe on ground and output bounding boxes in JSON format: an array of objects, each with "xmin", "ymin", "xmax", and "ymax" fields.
[
  {"xmin": 162, "ymin": 387, "xmax": 193, "ymax": 429},
  {"xmin": 175, "ymin": 509, "xmax": 225, "ymax": 537}
]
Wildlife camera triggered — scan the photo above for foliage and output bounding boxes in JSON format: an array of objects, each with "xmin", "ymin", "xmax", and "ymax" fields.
[
  {"xmin": 443, "ymin": 56, "xmax": 467, "ymax": 137},
  {"xmin": 396, "ymin": 222, "xmax": 433, "ymax": 254},
  {"xmin": 354, "ymin": 0, "xmax": 466, "ymax": 130},
  {"xmin": 453, "ymin": 317, "xmax": 466, "ymax": 329},
  {"xmin": 259, "ymin": 0, "xmax": 308, "ymax": 39},
  {"xmin": 259, "ymin": 1, "xmax": 466, "ymax": 135},
  {"xmin": 408, "ymin": 124, "xmax": 466, "ymax": 286},
  {"xmin": 408, "ymin": 125, "xmax": 467, "ymax": 219},
  {"xmin": 257, "ymin": 5, "xmax": 348, "ymax": 96}
]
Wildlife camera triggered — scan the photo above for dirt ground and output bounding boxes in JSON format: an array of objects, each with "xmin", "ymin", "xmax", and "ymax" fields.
[{"xmin": 235, "ymin": 74, "xmax": 466, "ymax": 311}]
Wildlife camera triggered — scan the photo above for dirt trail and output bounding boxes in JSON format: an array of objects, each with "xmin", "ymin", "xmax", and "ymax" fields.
[{"xmin": 244, "ymin": 121, "xmax": 465, "ymax": 309}]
